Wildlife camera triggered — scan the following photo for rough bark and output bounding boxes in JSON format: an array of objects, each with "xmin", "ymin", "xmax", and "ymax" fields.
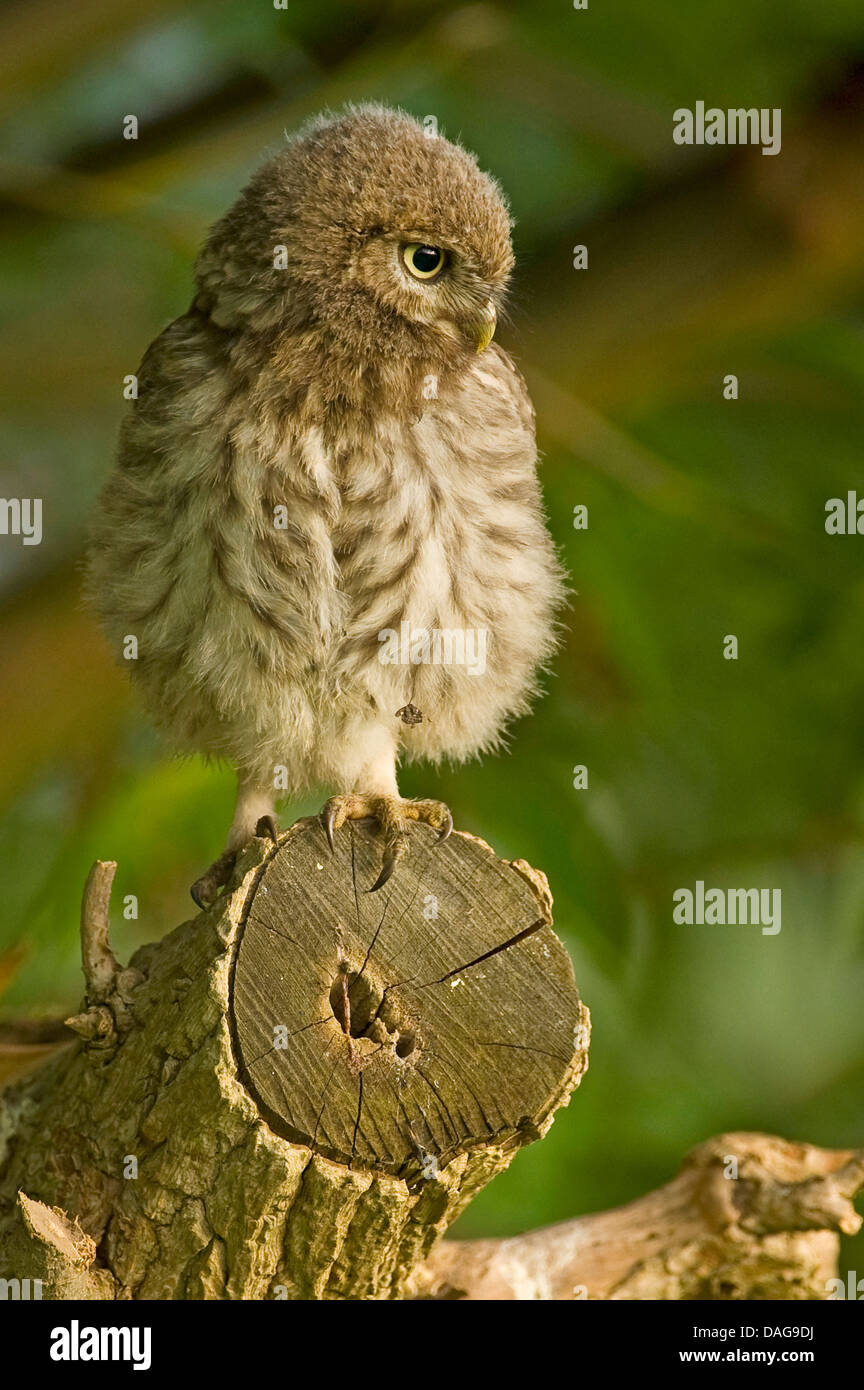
[{"xmin": 0, "ymin": 817, "xmax": 588, "ymax": 1299}]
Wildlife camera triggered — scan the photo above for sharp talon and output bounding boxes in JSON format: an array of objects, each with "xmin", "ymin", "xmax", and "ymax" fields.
[
  {"xmin": 319, "ymin": 794, "xmax": 449, "ymax": 885},
  {"xmin": 321, "ymin": 802, "xmax": 337, "ymax": 853},
  {"xmin": 189, "ymin": 848, "xmax": 236, "ymax": 912},
  {"xmin": 369, "ymin": 855, "xmax": 397, "ymax": 893},
  {"xmin": 256, "ymin": 814, "xmax": 279, "ymax": 844},
  {"xmin": 190, "ymin": 883, "xmax": 208, "ymax": 911}
]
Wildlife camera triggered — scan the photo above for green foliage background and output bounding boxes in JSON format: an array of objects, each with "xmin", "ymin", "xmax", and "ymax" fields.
[{"xmin": 2, "ymin": 0, "xmax": 864, "ymax": 1257}]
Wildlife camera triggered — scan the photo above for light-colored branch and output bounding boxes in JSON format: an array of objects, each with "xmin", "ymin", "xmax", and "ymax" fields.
[
  {"xmin": 410, "ymin": 1133, "xmax": 864, "ymax": 1300},
  {"xmin": 65, "ymin": 859, "xmax": 143, "ymax": 1046},
  {"xmin": 79, "ymin": 859, "xmax": 120, "ymax": 1002}
]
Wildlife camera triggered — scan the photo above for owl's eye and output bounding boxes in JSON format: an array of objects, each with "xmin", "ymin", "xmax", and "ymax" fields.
[{"xmin": 402, "ymin": 243, "xmax": 447, "ymax": 281}]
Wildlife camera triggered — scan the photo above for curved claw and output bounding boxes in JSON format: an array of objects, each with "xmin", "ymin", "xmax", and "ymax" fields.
[
  {"xmin": 321, "ymin": 801, "xmax": 338, "ymax": 853},
  {"xmin": 255, "ymin": 814, "xmax": 279, "ymax": 844},
  {"xmin": 189, "ymin": 848, "xmax": 236, "ymax": 913},
  {"xmin": 437, "ymin": 809, "xmax": 453, "ymax": 843},
  {"xmin": 190, "ymin": 882, "xmax": 209, "ymax": 911},
  {"xmin": 368, "ymin": 853, "xmax": 398, "ymax": 894}
]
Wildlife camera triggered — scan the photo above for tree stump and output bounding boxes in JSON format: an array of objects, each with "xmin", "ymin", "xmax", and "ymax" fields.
[{"xmin": 0, "ymin": 818, "xmax": 589, "ymax": 1300}]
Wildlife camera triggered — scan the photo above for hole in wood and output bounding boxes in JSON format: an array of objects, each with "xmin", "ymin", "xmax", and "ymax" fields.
[
  {"xmin": 327, "ymin": 967, "xmax": 402, "ymax": 1045},
  {"xmin": 328, "ymin": 967, "xmax": 419, "ymax": 1059}
]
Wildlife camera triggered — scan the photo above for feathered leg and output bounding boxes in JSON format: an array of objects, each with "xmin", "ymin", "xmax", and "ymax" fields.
[{"xmin": 190, "ymin": 774, "xmax": 277, "ymax": 910}]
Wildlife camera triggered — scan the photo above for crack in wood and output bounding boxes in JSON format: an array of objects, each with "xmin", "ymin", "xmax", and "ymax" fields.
[
  {"xmin": 349, "ymin": 826, "xmax": 362, "ymax": 932},
  {"xmin": 246, "ymin": 1016, "xmax": 331, "ymax": 1070},
  {"xmin": 355, "ymin": 892, "xmax": 392, "ymax": 983},
  {"xmin": 312, "ymin": 1046, "xmax": 348, "ymax": 1150},
  {"xmin": 349, "ymin": 1072, "xmax": 363, "ymax": 1168},
  {"xmin": 421, "ymin": 919, "xmax": 548, "ymax": 986},
  {"xmin": 414, "ymin": 1065, "xmax": 463, "ymax": 1149}
]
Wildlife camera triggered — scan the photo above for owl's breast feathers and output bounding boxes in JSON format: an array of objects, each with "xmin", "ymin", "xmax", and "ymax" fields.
[{"xmin": 87, "ymin": 316, "xmax": 564, "ymax": 774}]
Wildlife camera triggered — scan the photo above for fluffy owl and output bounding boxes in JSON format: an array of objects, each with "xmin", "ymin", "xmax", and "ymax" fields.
[{"xmin": 87, "ymin": 105, "xmax": 565, "ymax": 907}]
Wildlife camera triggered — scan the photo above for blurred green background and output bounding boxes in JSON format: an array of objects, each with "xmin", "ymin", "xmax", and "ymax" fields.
[{"xmin": 2, "ymin": 0, "xmax": 864, "ymax": 1262}]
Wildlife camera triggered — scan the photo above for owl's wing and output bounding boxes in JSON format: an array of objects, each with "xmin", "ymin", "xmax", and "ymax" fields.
[{"xmin": 86, "ymin": 310, "xmax": 337, "ymax": 755}]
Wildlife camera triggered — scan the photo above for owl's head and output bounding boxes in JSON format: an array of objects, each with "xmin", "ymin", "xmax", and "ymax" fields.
[{"xmin": 195, "ymin": 105, "xmax": 514, "ymax": 366}]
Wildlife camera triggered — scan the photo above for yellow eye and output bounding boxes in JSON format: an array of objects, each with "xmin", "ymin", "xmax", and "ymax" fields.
[{"xmin": 402, "ymin": 243, "xmax": 447, "ymax": 281}]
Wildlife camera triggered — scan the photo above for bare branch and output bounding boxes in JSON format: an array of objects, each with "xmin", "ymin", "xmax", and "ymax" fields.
[{"xmin": 410, "ymin": 1133, "xmax": 864, "ymax": 1300}]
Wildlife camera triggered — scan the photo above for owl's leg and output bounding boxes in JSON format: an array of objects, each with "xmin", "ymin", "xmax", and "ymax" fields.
[
  {"xmin": 320, "ymin": 735, "xmax": 452, "ymax": 893},
  {"xmin": 190, "ymin": 775, "xmax": 277, "ymax": 910}
]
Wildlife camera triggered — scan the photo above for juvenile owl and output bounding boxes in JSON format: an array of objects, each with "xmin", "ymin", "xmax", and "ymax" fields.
[{"xmin": 88, "ymin": 105, "xmax": 565, "ymax": 907}]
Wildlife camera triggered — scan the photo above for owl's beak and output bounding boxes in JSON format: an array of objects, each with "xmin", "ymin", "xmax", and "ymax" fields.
[{"xmin": 466, "ymin": 299, "xmax": 497, "ymax": 353}]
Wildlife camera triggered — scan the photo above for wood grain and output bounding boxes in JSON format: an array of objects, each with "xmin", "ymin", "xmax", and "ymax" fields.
[{"xmin": 230, "ymin": 818, "xmax": 584, "ymax": 1177}]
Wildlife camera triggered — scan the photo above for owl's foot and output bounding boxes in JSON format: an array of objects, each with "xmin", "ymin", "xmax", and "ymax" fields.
[
  {"xmin": 190, "ymin": 850, "xmax": 237, "ymax": 911},
  {"xmin": 190, "ymin": 815, "xmax": 279, "ymax": 910},
  {"xmin": 320, "ymin": 794, "xmax": 453, "ymax": 893}
]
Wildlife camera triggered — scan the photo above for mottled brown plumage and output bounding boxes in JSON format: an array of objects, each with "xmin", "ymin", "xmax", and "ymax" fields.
[{"xmin": 87, "ymin": 104, "xmax": 565, "ymax": 902}]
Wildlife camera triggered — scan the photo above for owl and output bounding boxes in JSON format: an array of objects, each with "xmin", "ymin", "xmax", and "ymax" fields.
[{"xmin": 87, "ymin": 105, "xmax": 565, "ymax": 907}]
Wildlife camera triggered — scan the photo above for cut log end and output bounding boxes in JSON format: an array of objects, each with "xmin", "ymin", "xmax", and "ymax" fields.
[{"xmin": 229, "ymin": 818, "xmax": 588, "ymax": 1179}]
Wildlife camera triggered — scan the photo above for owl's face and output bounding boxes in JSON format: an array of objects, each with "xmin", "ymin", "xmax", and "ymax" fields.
[
  {"xmin": 349, "ymin": 224, "xmax": 501, "ymax": 354},
  {"xmin": 196, "ymin": 105, "xmax": 515, "ymax": 366}
]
